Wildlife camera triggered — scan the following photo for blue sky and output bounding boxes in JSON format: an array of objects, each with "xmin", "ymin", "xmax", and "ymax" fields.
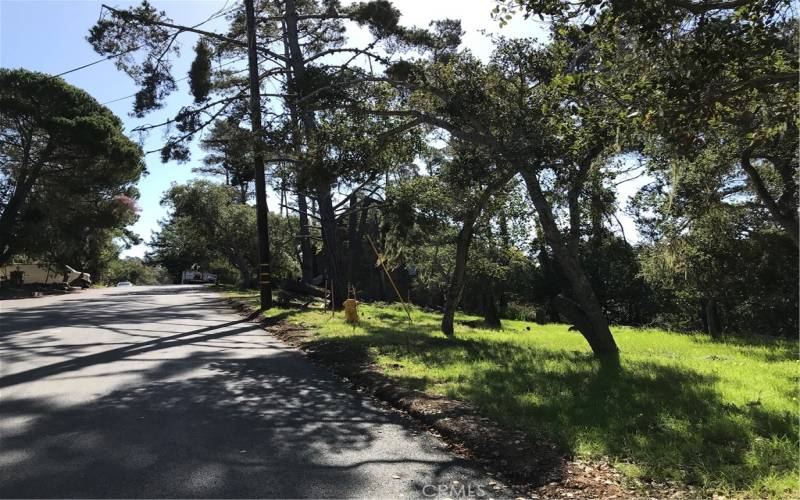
[{"xmin": 1, "ymin": 1, "xmax": 637, "ymax": 258}]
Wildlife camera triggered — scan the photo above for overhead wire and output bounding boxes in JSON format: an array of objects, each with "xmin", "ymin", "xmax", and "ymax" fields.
[
  {"xmin": 52, "ymin": 2, "xmax": 236, "ymax": 79},
  {"xmin": 54, "ymin": 45, "xmax": 144, "ymax": 78},
  {"xmin": 56, "ymin": 1, "xmax": 278, "ymax": 155},
  {"xmin": 101, "ymin": 55, "xmax": 249, "ymax": 105}
]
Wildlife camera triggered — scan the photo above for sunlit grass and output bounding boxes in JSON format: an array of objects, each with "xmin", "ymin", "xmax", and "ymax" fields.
[{"xmin": 224, "ymin": 288, "xmax": 799, "ymax": 497}]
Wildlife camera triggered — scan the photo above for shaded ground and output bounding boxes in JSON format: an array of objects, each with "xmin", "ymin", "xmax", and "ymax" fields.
[{"xmin": 0, "ymin": 285, "xmax": 512, "ymax": 498}]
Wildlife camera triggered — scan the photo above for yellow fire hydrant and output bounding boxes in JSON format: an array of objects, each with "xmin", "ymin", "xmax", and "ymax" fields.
[{"xmin": 343, "ymin": 298, "xmax": 359, "ymax": 324}]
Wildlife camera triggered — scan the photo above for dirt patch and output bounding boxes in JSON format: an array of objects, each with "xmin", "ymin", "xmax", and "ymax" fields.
[{"xmin": 226, "ymin": 297, "xmax": 688, "ymax": 499}]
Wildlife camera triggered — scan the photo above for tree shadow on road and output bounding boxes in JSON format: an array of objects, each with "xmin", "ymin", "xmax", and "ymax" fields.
[
  {"xmin": 0, "ymin": 352, "xmax": 488, "ymax": 498},
  {"xmin": 0, "ymin": 290, "xmax": 226, "ymax": 339},
  {"xmin": 0, "ymin": 288, "xmax": 274, "ymax": 381},
  {"xmin": 0, "ymin": 318, "xmax": 255, "ymax": 388}
]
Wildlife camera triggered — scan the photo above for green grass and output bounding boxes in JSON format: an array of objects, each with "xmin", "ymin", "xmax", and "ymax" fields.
[{"xmin": 224, "ymin": 288, "xmax": 799, "ymax": 498}]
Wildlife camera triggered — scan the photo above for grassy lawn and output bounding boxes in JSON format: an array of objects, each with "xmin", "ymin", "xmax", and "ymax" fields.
[{"xmin": 224, "ymin": 288, "xmax": 799, "ymax": 497}]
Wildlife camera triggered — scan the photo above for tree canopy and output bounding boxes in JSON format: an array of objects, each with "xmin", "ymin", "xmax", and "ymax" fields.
[
  {"xmin": 82, "ymin": 0, "xmax": 796, "ymax": 357},
  {"xmin": 0, "ymin": 68, "xmax": 145, "ymax": 273}
]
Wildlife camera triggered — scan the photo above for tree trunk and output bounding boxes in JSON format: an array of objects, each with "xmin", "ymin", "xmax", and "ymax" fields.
[
  {"xmin": 536, "ymin": 240, "xmax": 562, "ymax": 322},
  {"xmin": 316, "ymin": 184, "xmax": 346, "ymax": 307},
  {"xmin": 497, "ymin": 211, "xmax": 509, "ymax": 317},
  {"xmin": 346, "ymin": 194, "xmax": 359, "ymax": 286},
  {"xmin": 0, "ymin": 173, "xmax": 37, "ymax": 266},
  {"xmin": 377, "ymin": 266, "xmax": 388, "ymax": 300},
  {"xmin": 354, "ymin": 197, "xmax": 372, "ymax": 287},
  {"xmin": 566, "ymin": 182, "xmax": 582, "ymax": 258},
  {"xmin": 0, "ymin": 132, "xmax": 40, "ymax": 265},
  {"xmin": 441, "ymin": 221, "xmax": 474, "ymax": 336},
  {"xmin": 566, "ymin": 151, "xmax": 599, "ymax": 258},
  {"xmin": 280, "ymin": 16, "xmax": 313, "ymax": 284},
  {"xmin": 520, "ymin": 166, "xmax": 619, "ymax": 359},
  {"xmin": 297, "ymin": 192, "xmax": 314, "ymax": 283},
  {"xmin": 699, "ymin": 298, "xmax": 709, "ymax": 333},
  {"xmin": 244, "ymin": 0, "xmax": 272, "ymax": 310},
  {"xmin": 705, "ymin": 296, "xmax": 721, "ymax": 338},
  {"xmin": 483, "ymin": 291, "xmax": 502, "ymax": 329},
  {"xmin": 238, "ymin": 265, "xmax": 251, "ymax": 289},
  {"xmin": 441, "ymin": 172, "xmax": 514, "ymax": 336},
  {"xmin": 284, "ymin": 0, "xmax": 345, "ymax": 303}
]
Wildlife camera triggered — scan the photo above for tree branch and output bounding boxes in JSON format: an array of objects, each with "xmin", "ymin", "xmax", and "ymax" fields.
[
  {"xmin": 740, "ymin": 147, "xmax": 799, "ymax": 246},
  {"xmin": 101, "ymin": 4, "xmax": 287, "ymax": 63}
]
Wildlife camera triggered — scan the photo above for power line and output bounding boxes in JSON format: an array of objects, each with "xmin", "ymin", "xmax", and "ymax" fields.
[
  {"xmin": 54, "ymin": 45, "xmax": 142, "ymax": 78},
  {"xmin": 101, "ymin": 56, "xmax": 249, "ymax": 105},
  {"xmin": 101, "ymin": 91, "xmax": 140, "ymax": 106},
  {"xmin": 53, "ymin": 4, "xmax": 236, "ymax": 80}
]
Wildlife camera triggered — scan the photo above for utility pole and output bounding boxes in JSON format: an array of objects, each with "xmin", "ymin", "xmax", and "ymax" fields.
[{"xmin": 244, "ymin": 0, "xmax": 272, "ymax": 309}]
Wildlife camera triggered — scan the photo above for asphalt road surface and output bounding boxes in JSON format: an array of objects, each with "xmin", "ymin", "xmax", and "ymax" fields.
[{"xmin": 0, "ymin": 285, "xmax": 506, "ymax": 498}]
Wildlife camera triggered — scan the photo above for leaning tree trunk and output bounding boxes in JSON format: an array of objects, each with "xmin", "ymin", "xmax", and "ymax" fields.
[
  {"xmin": 520, "ymin": 167, "xmax": 619, "ymax": 359},
  {"xmin": 740, "ymin": 149, "xmax": 799, "ymax": 247},
  {"xmin": 441, "ymin": 171, "xmax": 515, "ymax": 335},
  {"xmin": 441, "ymin": 220, "xmax": 475, "ymax": 336}
]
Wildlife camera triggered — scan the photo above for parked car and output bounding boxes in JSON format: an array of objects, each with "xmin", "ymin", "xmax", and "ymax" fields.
[
  {"xmin": 0, "ymin": 262, "xmax": 91, "ymax": 288},
  {"xmin": 116, "ymin": 281, "xmax": 133, "ymax": 287}
]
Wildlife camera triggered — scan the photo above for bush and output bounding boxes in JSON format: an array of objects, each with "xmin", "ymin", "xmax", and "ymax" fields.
[{"xmin": 504, "ymin": 301, "xmax": 540, "ymax": 322}]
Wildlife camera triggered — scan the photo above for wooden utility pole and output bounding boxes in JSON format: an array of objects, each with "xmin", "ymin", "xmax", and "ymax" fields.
[{"xmin": 244, "ymin": 0, "xmax": 272, "ymax": 309}]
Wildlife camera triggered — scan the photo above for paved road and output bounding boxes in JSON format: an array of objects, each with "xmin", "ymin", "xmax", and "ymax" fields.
[{"xmin": 0, "ymin": 286, "xmax": 504, "ymax": 498}]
